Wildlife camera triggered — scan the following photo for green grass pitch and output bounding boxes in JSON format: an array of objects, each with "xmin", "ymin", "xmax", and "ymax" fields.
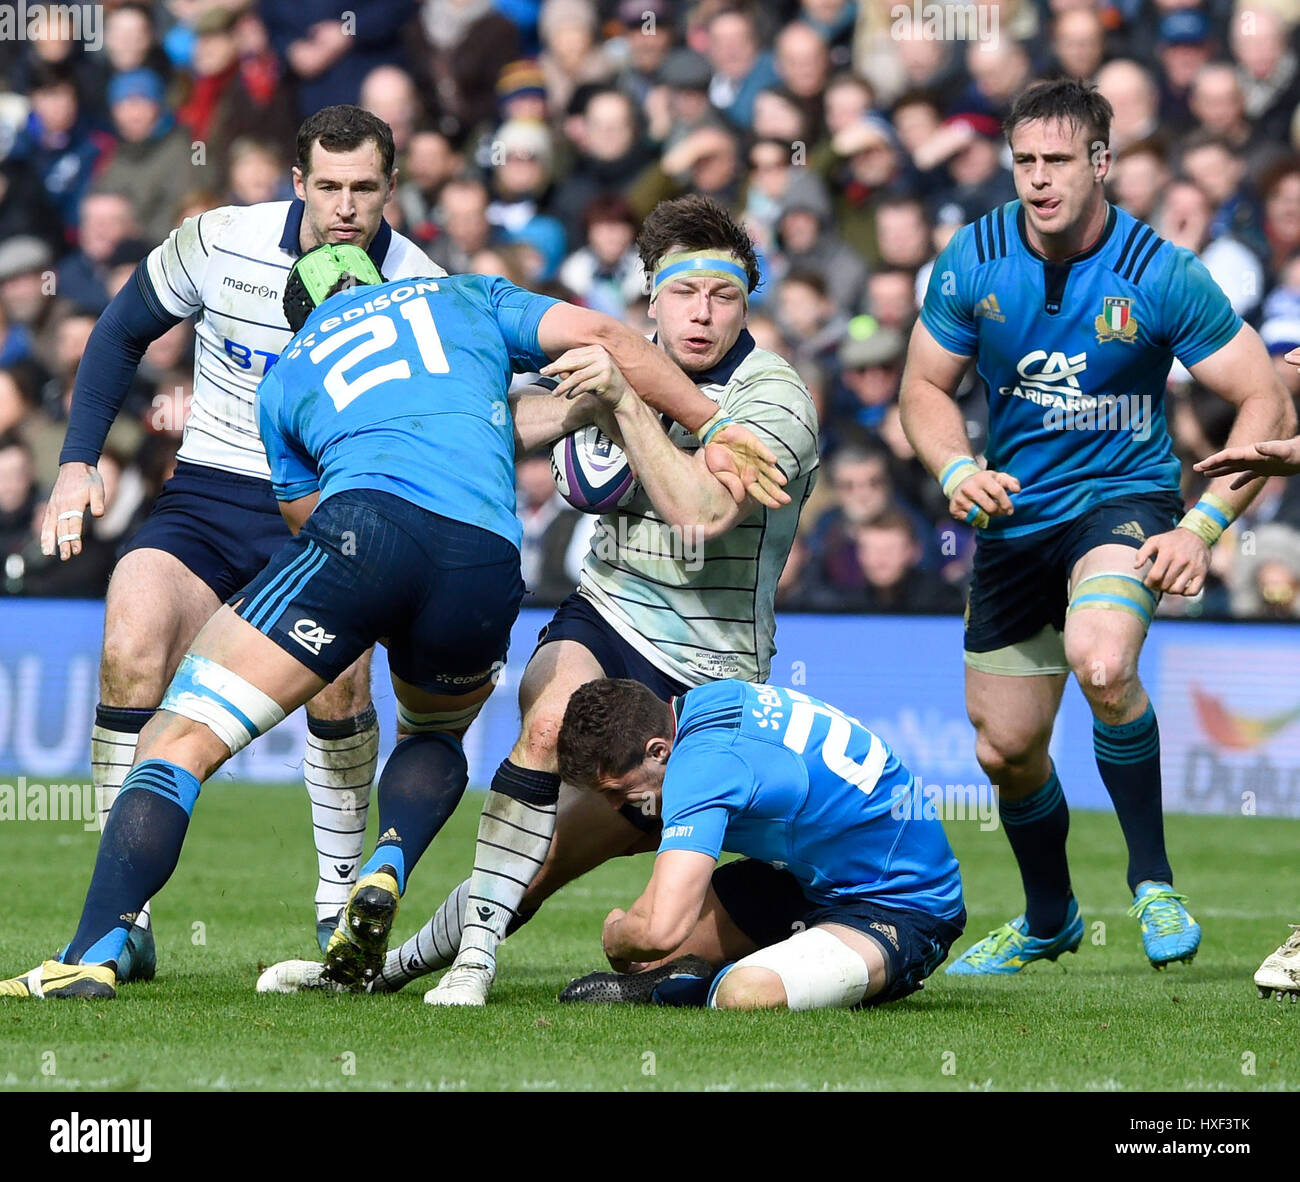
[{"xmin": 2, "ymin": 782, "xmax": 1296, "ymax": 1092}]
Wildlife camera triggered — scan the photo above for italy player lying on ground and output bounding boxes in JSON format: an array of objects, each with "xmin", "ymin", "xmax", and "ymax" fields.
[
  {"xmin": 899, "ymin": 79, "xmax": 1295, "ymax": 975},
  {"xmin": 548, "ymin": 678, "xmax": 965, "ymax": 1011},
  {"xmin": 37, "ymin": 106, "xmax": 443, "ymax": 978},
  {"xmin": 1197, "ymin": 406, "xmax": 1300, "ymax": 1002},
  {"xmin": 0, "ymin": 244, "xmax": 787, "ymax": 1000},
  {"xmin": 256, "ymin": 195, "xmax": 820, "ymax": 1005}
]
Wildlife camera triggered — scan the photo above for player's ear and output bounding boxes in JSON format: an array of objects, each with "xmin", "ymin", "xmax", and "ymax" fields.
[
  {"xmin": 292, "ymin": 166, "xmax": 306, "ymax": 200},
  {"xmin": 646, "ymin": 736, "xmax": 671, "ymax": 764}
]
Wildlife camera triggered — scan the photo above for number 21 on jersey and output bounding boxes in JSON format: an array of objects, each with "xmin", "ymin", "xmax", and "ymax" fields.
[
  {"xmin": 308, "ymin": 293, "xmax": 450, "ymax": 411},
  {"xmin": 761, "ymin": 686, "xmax": 889, "ymax": 795}
]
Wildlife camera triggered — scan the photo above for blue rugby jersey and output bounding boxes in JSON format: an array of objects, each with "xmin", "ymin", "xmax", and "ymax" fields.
[
  {"xmin": 256, "ymin": 274, "xmax": 560, "ymax": 549},
  {"xmin": 657, "ymin": 680, "xmax": 964, "ymax": 919},
  {"xmin": 920, "ymin": 201, "xmax": 1241, "ymax": 537}
]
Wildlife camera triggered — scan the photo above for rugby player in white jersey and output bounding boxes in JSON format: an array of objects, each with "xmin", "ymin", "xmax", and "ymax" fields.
[
  {"xmin": 260, "ymin": 194, "xmax": 820, "ymax": 1005},
  {"xmin": 39, "ymin": 106, "xmax": 444, "ymax": 979}
]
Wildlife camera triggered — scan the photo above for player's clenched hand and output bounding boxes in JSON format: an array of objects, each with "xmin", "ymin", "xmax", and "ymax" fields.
[
  {"xmin": 1136, "ymin": 528, "xmax": 1209, "ymax": 596},
  {"xmin": 1195, "ymin": 438, "xmax": 1300, "ymax": 489},
  {"xmin": 705, "ymin": 423, "xmax": 790, "ymax": 509},
  {"xmin": 40, "ymin": 461, "xmax": 105, "ymax": 561},
  {"xmin": 540, "ymin": 346, "xmax": 631, "ymax": 409},
  {"xmin": 948, "ymin": 470, "xmax": 1018, "ymax": 528}
]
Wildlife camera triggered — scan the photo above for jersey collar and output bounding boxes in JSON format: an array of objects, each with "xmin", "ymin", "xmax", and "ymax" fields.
[
  {"xmin": 278, "ymin": 198, "xmax": 394, "ymax": 269},
  {"xmin": 1015, "ymin": 200, "xmax": 1117, "ymax": 265}
]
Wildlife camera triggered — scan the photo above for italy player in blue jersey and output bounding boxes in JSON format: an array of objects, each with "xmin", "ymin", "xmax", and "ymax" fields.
[
  {"xmin": 550, "ymin": 678, "xmax": 964, "ymax": 1010},
  {"xmin": 0, "ymin": 244, "xmax": 788, "ymax": 1000},
  {"xmin": 899, "ymin": 79, "xmax": 1294, "ymax": 975}
]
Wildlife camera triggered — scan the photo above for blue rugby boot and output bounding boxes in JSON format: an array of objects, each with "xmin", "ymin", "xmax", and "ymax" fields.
[
  {"xmin": 1129, "ymin": 881, "xmax": 1200, "ymax": 968},
  {"xmin": 946, "ymin": 897, "xmax": 1084, "ymax": 975},
  {"xmin": 116, "ymin": 922, "xmax": 156, "ymax": 983},
  {"xmin": 316, "ymin": 910, "xmax": 341, "ymax": 955}
]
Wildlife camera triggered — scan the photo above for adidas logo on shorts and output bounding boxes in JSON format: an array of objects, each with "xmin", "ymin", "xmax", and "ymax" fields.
[{"xmin": 1111, "ymin": 520, "xmax": 1145, "ymax": 542}]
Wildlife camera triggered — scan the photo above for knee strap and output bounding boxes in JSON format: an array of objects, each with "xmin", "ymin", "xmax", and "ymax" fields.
[
  {"xmin": 396, "ymin": 699, "xmax": 484, "ymax": 734},
  {"xmin": 160, "ymin": 653, "xmax": 286, "ymax": 755},
  {"xmin": 1067, "ymin": 571, "xmax": 1157, "ymax": 629},
  {"xmin": 709, "ymin": 927, "xmax": 871, "ymax": 1011}
]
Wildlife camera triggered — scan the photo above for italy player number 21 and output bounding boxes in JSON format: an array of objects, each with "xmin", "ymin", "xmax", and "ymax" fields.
[
  {"xmin": 778, "ymin": 689, "xmax": 889, "ymax": 795},
  {"xmin": 308, "ymin": 294, "xmax": 451, "ymax": 411}
]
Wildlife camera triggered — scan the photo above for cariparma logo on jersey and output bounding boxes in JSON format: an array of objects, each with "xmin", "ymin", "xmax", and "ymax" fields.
[{"xmin": 1095, "ymin": 296, "xmax": 1138, "ymax": 344}]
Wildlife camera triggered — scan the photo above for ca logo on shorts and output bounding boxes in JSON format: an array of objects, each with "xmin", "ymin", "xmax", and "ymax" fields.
[{"xmin": 290, "ymin": 618, "xmax": 336, "ymax": 655}]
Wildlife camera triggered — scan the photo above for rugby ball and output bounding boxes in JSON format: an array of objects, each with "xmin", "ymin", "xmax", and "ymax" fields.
[{"xmin": 550, "ymin": 424, "xmax": 638, "ymax": 513}]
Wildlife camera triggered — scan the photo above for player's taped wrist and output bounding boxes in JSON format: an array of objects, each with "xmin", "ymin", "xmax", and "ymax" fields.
[
  {"xmin": 1178, "ymin": 492, "xmax": 1235, "ymax": 547},
  {"xmin": 940, "ymin": 455, "xmax": 980, "ymax": 500},
  {"xmin": 698, "ymin": 411, "xmax": 735, "ymax": 445}
]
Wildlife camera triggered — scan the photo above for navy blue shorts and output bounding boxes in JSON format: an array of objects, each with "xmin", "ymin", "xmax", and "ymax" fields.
[
  {"xmin": 965, "ymin": 491, "xmax": 1182, "ymax": 654},
  {"xmin": 711, "ymin": 858, "xmax": 966, "ymax": 1006},
  {"xmin": 121, "ymin": 461, "xmax": 288, "ymax": 601},
  {"xmin": 535, "ymin": 591, "xmax": 691, "ymax": 832},
  {"xmin": 230, "ymin": 489, "xmax": 524, "ymax": 693}
]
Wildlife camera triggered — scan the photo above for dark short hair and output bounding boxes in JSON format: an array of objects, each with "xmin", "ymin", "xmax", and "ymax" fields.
[
  {"xmin": 1004, "ymin": 78, "xmax": 1113, "ymax": 152},
  {"xmin": 296, "ymin": 105, "xmax": 396, "ymax": 178},
  {"xmin": 637, "ymin": 194, "xmax": 761, "ymax": 292},
  {"xmin": 557, "ymin": 679, "xmax": 674, "ymax": 787},
  {"xmin": 29, "ymin": 60, "xmax": 78, "ymax": 95},
  {"xmin": 860, "ymin": 506, "xmax": 916, "ymax": 542}
]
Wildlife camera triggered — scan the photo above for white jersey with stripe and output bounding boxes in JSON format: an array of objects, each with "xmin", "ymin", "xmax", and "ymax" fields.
[
  {"xmin": 579, "ymin": 336, "xmax": 819, "ymax": 686},
  {"xmin": 143, "ymin": 201, "xmax": 445, "ymax": 479}
]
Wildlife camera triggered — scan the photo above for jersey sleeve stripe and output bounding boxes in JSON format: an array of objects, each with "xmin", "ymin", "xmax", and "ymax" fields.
[
  {"xmin": 213, "ymin": 245, "xmax": 291, "ymax": 271},
  {"xmin": 997, "ymin": 205, "xmax": 1008, "ymax": 257},
  {"xmin": 1118, "ymin": 227, "xmax": 1154, "ymax": 280},
  {"xmin": 746, "ymin": 419, "xmax": 802, "ymax": 476},
  {"xmin": 1114, "ymin": 223, "xmax": 1145, "ymax": 276},
  {"xmin": 194, "ymin": 212, "xmax": 210, "ymax": 256},
  {"xmin": 135, "ymin": 267, "xmax": 183, "ymax": 325},
  {"xmin": 743, "ymin": 400, "xmax": 819, "ymax": 445},
  {"xmin": 973, "ymin": 217, "xmax": 986, "ymax": 264},
  {"xmin": 1130, "ymin": 235, "xmax": 1165, "ymax": 284},
  {"xmin": 171, "ymin": 245, "xmax": 199, "ymax": 298},
  {"xmin": 209, "ymin": 308, "xmax": 293, "ymax": 332}
]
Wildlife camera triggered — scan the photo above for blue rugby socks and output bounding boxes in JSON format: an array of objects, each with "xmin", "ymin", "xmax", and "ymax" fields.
[
  {"xmin": 1001, "ymin": 766, "xmax": 1074, "ymax": 937},
  {"xmin": 360, "ymin": 732, "xmax": 468, "ymax": 894},
  {"xmin": 1094, "ymin": 702, "xmax": 1172, "ymax": 892},
  {"xmin": 64, "ymin": 759, "xmax": 201, "ymax": 966}
]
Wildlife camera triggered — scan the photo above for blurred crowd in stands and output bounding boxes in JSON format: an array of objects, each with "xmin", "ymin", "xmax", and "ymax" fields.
[{"xmin": 2, "ymin": 0, "xmax": 1300, "ymax": 619}]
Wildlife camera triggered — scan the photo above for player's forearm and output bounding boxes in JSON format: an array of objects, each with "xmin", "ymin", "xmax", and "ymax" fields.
[
  {"xmin": 510, "ymin": 387, "xmax": 600, "ymax": 453},
  {"xmin": 590, "ymin": 320, "xmax": 720, "ymax": 434},
  {"xmin": 607, "ymin": 895, "xmax": 694, "ymax": 962},
  {"xmin": 60, "ymin": 269, "xmax": 180, "ymax": 465},
  {"xmin": 1208, "ymin": 387, "xmax": 1298, "ymax": 515},
  {"xmin": 613, "ymin": 391, "xmax": 738, "ymax": 536},
  {"xmin": 899, "ymin": 375, "xmax": 977, "ymax": 481}
]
